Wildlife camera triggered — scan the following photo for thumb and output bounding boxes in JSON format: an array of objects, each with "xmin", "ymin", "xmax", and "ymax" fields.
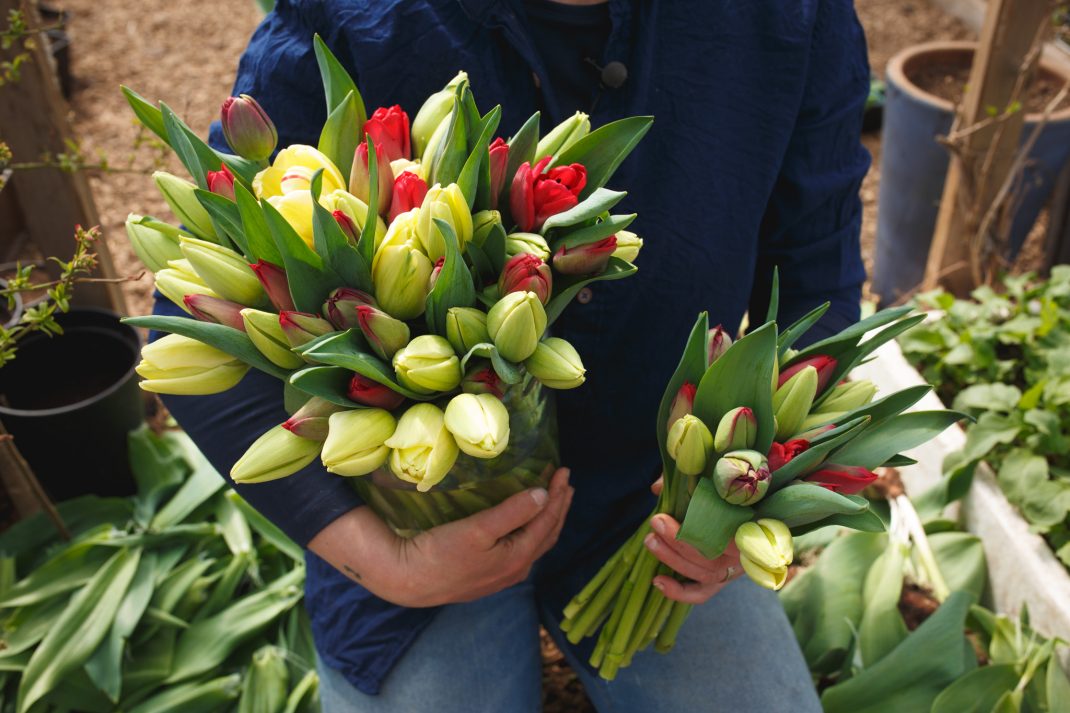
[{"xmin": 467, "ymin": 487, "xmax": 549, "ymax": 543}]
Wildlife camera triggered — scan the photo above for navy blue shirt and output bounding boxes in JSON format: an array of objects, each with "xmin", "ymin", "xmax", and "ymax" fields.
[{"xmin": 158, "ymin": 0, "xmax": 870, "ymax": 695}]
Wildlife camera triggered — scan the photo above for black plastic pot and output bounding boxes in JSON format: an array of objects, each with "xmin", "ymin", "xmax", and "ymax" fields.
[{"xmin": 0, "ymin": 308, "xmax": 143, "ymax": 501}]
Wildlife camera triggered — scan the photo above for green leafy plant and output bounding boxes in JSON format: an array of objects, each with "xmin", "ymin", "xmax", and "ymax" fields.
[
  {"xmin": 0, "ymin": 427, "xmax": 319, "ymax": 713},
  {"xmin": 900, "ymin": 268, "xmax": 1070, "ymax": 568}
]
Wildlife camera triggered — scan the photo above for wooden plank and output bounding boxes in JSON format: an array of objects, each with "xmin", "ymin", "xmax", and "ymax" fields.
[
  {"xmin": 0, "ymin": 0, "xmax": 126, "ymax": 313},
  {"xmin": 923, "ymin": 0, "xmax": 1052, "ymax": 295}
]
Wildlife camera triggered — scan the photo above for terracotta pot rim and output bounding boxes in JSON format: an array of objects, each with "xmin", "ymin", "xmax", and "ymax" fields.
[{"xmin": 886, "ymin": 40, "xmax": 1070, "ymax": 122}]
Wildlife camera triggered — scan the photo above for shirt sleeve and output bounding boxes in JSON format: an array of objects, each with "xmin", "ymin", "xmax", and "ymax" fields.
[{"xmin": 749, "ymin": 0, "xmax": 871, "ymax": 347}]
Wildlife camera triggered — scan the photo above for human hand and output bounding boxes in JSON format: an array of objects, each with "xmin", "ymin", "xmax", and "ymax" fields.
[
  {"xmin": 646, "ymin": 475, "xmax": 744, "ymax": 604},
  {"xmin": 309, "ymin": 467, "xmax": 573, "ymax": 607}
]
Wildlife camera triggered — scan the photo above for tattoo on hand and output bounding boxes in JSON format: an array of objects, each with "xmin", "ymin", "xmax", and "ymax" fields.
[{"xmin": 343, "ymin": 564, "xmax": 362, "ymax": 581}]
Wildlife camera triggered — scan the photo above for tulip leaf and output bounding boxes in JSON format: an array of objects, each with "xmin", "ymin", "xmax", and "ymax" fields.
[
  {"xmin": 858, "ymin": 541, "xmax": 909, "ymax": 667},
  {"xmin": 298, "ymin": 333, "xmax": 433, "ymax": 401},
  {"xmin": 288, "ymin": 366, "xmax": 368, "ymax": 408},
  {"xmin": 553, "ymin": 213, "xmax": 636, "ymax": 251},
  {"xmin": 554, "ymin": 116, "xmax": 654, "ymax": 200},
  {"xmin": 545, "ymin": 257, "xmax": 637, "ymax": 325},
  {"xmin": 882, "ymin": 453, "xmax": 918, "ymax": 467},
  {"xmin": 464, "ymin": 241, "xmax": 496, "ymax": 284},
  {"xmin": 457, "ymin": 105, "xmax": 501, "ymax": 209},
  {"xmin": 425, "ymin": 219, "xmax": 476, "ymax": 335},
  {"xmin": 769, "ymin": 416, "xmax": 871, "ymax": 488},
  {"xmin": 358, "ymin": 135, "xmax": 380, "ymax": 266},
  {"xmin": 654, "ymin": 312, "xmax": 710, "ymax": 500},
  {"xmin": 830, "ymin": 410, "xmax": 966, "ymax": 471},
  {"xmin": 158, "ymin": 102, "xmax": 259, "ymax": 188},
  {"xmin": 1047, "ymin": 658, "xmax": 1070, "ymax": 713},
  {"xmin": 930, "ymin": 531, "xmax": 986, "ymax": 604},
  {"xmin": 483, "ymin": 220, "xmax": 508, "ymax": 274},
  {"xmin": 778, "ymin": 301, "xmax": 831, "ymax": 358},
  {"xmin": 309, "ymin": 170, "xmax": 373, "ymax": 292},
  {"xmin": 501, "ymin": 111, "xmax": 541, "ymax": 225},
  {"xmin": 460, "ymin": 343, "xmax": 523, "ymax": 385},
  {"xmin": 194, "ymin": 189, "xmax": 251, "ymax": 258},
  {"xmin": 801, "ymin": 384, "xmax": 933, "ymax": 436},
  {"xmin": 931, "ymin": 664, "xmax": 1021, "ymax": 713},
  {"xmin": 821, "ymin": 591, "xmax": 974, "ymax": 713},
  {"xmin": 234, "ymin": 183, "xmax": 283, "ymax": 265},
  {"xmin": 693, "ymin": 321, "xmax": 778, "ymax": 455},
  {"xmin": 16, "ymin": 548, "xmax": 141, "ymax": 713},
  {"xmin": 790, "ymin": 306, "xmax": 914, "ymax": 364},
  {"xmin": 677, "ymin": 479, "xmax": 754, "ymax": 559},
  {"xmin": 318, "ymin": 90, "xmax": 362, "ymax": 186},
  {"xmin": 121, "ymin": 85, "xmax": 167, "ymax": 144},
  {"xmin": 788, "ymin": 507, "xmax": 887, "ymax": 536},
  {"xmin": 428, "ymin": 88, "xmax": 469, "ymax": 187},
  {"xmin": 123, "ymin": 315, "xmax": 291, "ymax": 380},
  {"xmin": 755, "ymin": 483, "xmax": 868, "ymax": 527},
  {"xmin": 540, "ymin": 188, "xmax": 627, "ymax": 234},
  {"xmin": 313, "ymin": 34, "xmax": 366, "ymax": 128},
  {"xmin": 261, "ymin": 198, "xmax": 344, "ymax": 313},
  {"xmin": 764, "ymin": 267, "xmax": 780, "ymax": 326}
]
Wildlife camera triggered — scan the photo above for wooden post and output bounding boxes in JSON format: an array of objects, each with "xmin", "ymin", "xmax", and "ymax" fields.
[
  {"xmin": 922, "ymin": 0, "xmax": 1053, "ymax": 295},
  {"xmin": 1045, "ymin": 158, "xmax": 1070, "ymax": 269},
  {"xmin": 0, "ymin": 0, "xmax": 126, "ymax": 313}
]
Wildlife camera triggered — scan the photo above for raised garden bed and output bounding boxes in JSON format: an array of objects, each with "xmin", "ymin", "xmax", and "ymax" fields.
[{"xmin": 852, "ymin": 337, "xmax": 1070, "ymax": 672}]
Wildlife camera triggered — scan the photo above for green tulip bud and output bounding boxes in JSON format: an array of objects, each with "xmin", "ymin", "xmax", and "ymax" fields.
[
  {"xmin": 231, "ymin": 425, "xmax": 322, "ymax": 484},
  {"xmin": 524, "ymin": 338, "xmax": 586, "ymax": 389},
  {"xmin": 355, "ymin": 305, "xmax": 411, "ymax": 360},
  {"xmin": 713, "ymin": 406, "xmax": 758, "ymax": 452},
  {"xmin": 471, "ymin": 210, "xmax": 502, "ymax": 248},
  {"xmin": 321, "ymin": 408, "xmax": 396, "ymax": 476},
  {"xmin": 412, "ymin": 71, "xmax": 467, "ymax": 157},
  {"xmin": 735, "ymin": 518, "xmax": 793, "ymax": 591},
  {"xmin": 320, "ymin": 189, "xmax": 388, "ymax": 249},
  {"xmin": 416, "ymin": 183, "xmax": 473, "ymax": 261},
  {"xmin": 505, "ymin": 232, "xmax": 551, "ymax": 261},
  {"xmin": 772, "ymin": 365, "xmax": 818, "ymax": 441},
  {"xmin": 279, "ymin": 311, "xmax": 334, "ymax": 349},
  {"xmin": 180, "ymin": 236, "xmax": 266, "ymax": 307},
  {"xmin": 282, "ymin": 397, "xmax": 344, "ymax": 441},
  {"xmin": 136, "ymin": 334, "xmax": 248, "ymax": 395},
  {"xmin": 815, "ymin": 380, "xmax": 876, "ymax": 414},
  {"xmin": 445, "ymin": 307, "xmax": 490, "ymax": 356},
  {"xmin": 125, "ymin": 214, "xmax": 189, "ymax": 273},
  {"xmin": 443, "ymin": 393, "xmax": 511, "ymax": 459},
  {"xmin": 612, "ymin": 230, "xmax": 643, "ymax": 263},
  {"xmin": 487, "ymin": 291, "xmax": 547, "ymax": 362},
  {"xmin": 384, "ymin": 403, "xmax": 460, "ymax": 491},
  {"xmin": 241, "ymin": 308, "xmax": 305, "ymax": 370},
  {"xmin": 153, "ymin": 171, "xmax": 216, "ymax": 241},
  {"xmin": 713, "ymin": 450, "xmax": 771, "ymax": 506},
  {"xmin": 534, "ymin": 111, "xmax": 590, "ymax": 161},
  {"xmin": 372, "ymin": 211, "xmax": 433, "ymax": 320},
  {"xmin": 666, "ymin": 414, "xmax": 714, "ymax": 476},
  {"xmin": 392, "ymin": 335, "xmax": 462, "ymax": 394},
  {"xmin": 156, "ymin": 259, "xmax": 220, "ymax": 313}
]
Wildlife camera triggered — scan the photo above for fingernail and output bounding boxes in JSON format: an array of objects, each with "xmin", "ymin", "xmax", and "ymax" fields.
[
  {"xmin": 561, "ymin": 468, "xmax": 571, "ymax": 485},
  {"xmin": 530, "ymin": 488, "xmax": 549, "ymax": 507},
  {"xmin": 644, "ymin": 533, "xmax": 658, "ymax": 550},
  {"xmin": 653, "ymin": 579, "xmax": 665, "ymax": 591},
  {"xmin": 651, "ymin": 517, "xmax": 666, "ymax": 535}
]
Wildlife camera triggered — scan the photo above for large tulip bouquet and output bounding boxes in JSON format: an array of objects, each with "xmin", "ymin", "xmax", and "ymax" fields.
[
  {"xmin": 121, "ymin": 36, "xmax": 651, "ymax": 534},
  {"xmin": 561, "ymin": 286, "xmax": 966, "ymax": 680}
]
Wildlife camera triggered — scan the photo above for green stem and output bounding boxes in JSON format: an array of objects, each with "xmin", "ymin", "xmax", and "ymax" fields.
[
  {"xmin": 567, "ymin": 528, "xmax": 647, "ymax": 645},
  {"xmin": 654, "ymin": 602, "xmax": 692, "ymax": 653},
  {"xmin": 562, "ymin": 545, "xmax": 626, "ymax": 621},
  {"xmin": 641, "ymin": 593, "xmax": 675, "ymax": 651},
  {"xmin": 600, "ymin": 550, "xmax": 660, "ymax": 680},
  {"xmin": 622, "ymin": 582, "xmax": 668, "ymax": 667}
]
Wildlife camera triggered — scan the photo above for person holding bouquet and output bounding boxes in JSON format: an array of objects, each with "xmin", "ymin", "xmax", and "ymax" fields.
[{"xmin": 154, "ymin": 0, "xmax": 870, "ymax": 710}]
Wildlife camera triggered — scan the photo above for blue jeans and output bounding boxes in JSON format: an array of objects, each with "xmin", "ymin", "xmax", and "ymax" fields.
[{"xmin": 317, "ymin": 577, "xmax": 820, "ymax": 712}]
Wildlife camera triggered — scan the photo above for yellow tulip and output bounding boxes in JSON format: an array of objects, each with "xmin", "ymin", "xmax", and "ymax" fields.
[
  {"xmin": 136, "ymin": 334, "xmax": 248, "ymax": 395},
  {"xmin": 384, "ymin": 403, "xmax": 459, "ymax": 491},
  {"xmin": 735, "ymin": 519, "xmax": 794, "ymax": 591},
  {"xmin": 253, "ymin": 144, "xmax": 346, "ymax": 199},
  {"xmin": 321, "ymin": 409, "xmax": 396, "ymax": 476}
]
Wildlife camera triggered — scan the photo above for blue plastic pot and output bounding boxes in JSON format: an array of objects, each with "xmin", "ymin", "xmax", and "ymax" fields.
[{"xmin": 872, "ymin": 42, "xmax": 1070, "ymax": 306}]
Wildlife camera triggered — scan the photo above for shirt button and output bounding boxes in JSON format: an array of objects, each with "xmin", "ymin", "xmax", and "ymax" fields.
[{"xmin": 577, "ymin": 288, "xmax": 593, "ymax": 304}]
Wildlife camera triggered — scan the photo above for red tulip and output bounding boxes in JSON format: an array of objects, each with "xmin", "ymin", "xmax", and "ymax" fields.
[
  {"xmin": 389, "ymin": 171, "xmax": 428, "ymax": 222},
  {"xmin": 333, "ymin": 210, "xmax": 359, "ymax": 244},
  {"xmin": 428, "ymin": 257, "xmax": 446, "ymax": 292},
  {"xmin": 350, "ymin": 141, "xmax": 394, "ymax": 217},
  {"xmin": 184, "ymin": 294, "xmax": 246, "ymax": 331},
  {"xmin": 249, "ymin": 260, "xmax": 295, "ymax": 312},
  {"xmin": 206, "ymin": 164, "xmax": 235, "ymax": 200},
  {"xmin": 666, "ymin": 381, "xmax": 697, "ymax": 430},
  {"xmin": 498, "ymin": 253, "xmax": 552, "ymax": 304},
  {"xmin": 510, "ymin": 157, "xmax": 587, "ymax": 231},
  {"xmin": 462, "ymin": 364, "xmax": 505, "ymax": 398},
  {"xmin": 767, "ymin": 439, "xmax": 810, "ymax": 472},
  {"xmin": 363, "ymin": 105, "xmax": 411, "ymax": 162},
  {"xmin": 323, "ymin": 287, "xmax": 378, "ymax": 330},
  {"xmin": 279, "ymin": 310, "xmax": 334, "ymax": 348},
  {"xmin": 220, "ymin": 94, "xmax": 277, "ymax": 161},
  {"xmin": 778, "ymin": 355, "xmax": 837, "ymax": 394},
  {"xmin": 347, "ymin": 373, "xmax": 406, "ymax": 410},
  {"xmin": 355, "ymin": 304, "xmax": 410, "ymax": 360},
  {"xmin": 488, "ymin": 137, "xmax": 509, "ymax": 209},
  {"xmin": 804, "ymin": 463, "xmax": 878, "ymax": 495},
  {"xmin": 552, "ymin": 236, "xmax": 616, "ymax": 276}
]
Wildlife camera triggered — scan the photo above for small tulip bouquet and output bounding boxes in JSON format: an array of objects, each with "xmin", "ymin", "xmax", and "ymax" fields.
[
  {"xmin": 121, "ymin": 36, "xmax": 651, "ymax": 534},
  {"xmin": 561, "ymin": 287, "xmax": 965, "ymax": 680}
]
